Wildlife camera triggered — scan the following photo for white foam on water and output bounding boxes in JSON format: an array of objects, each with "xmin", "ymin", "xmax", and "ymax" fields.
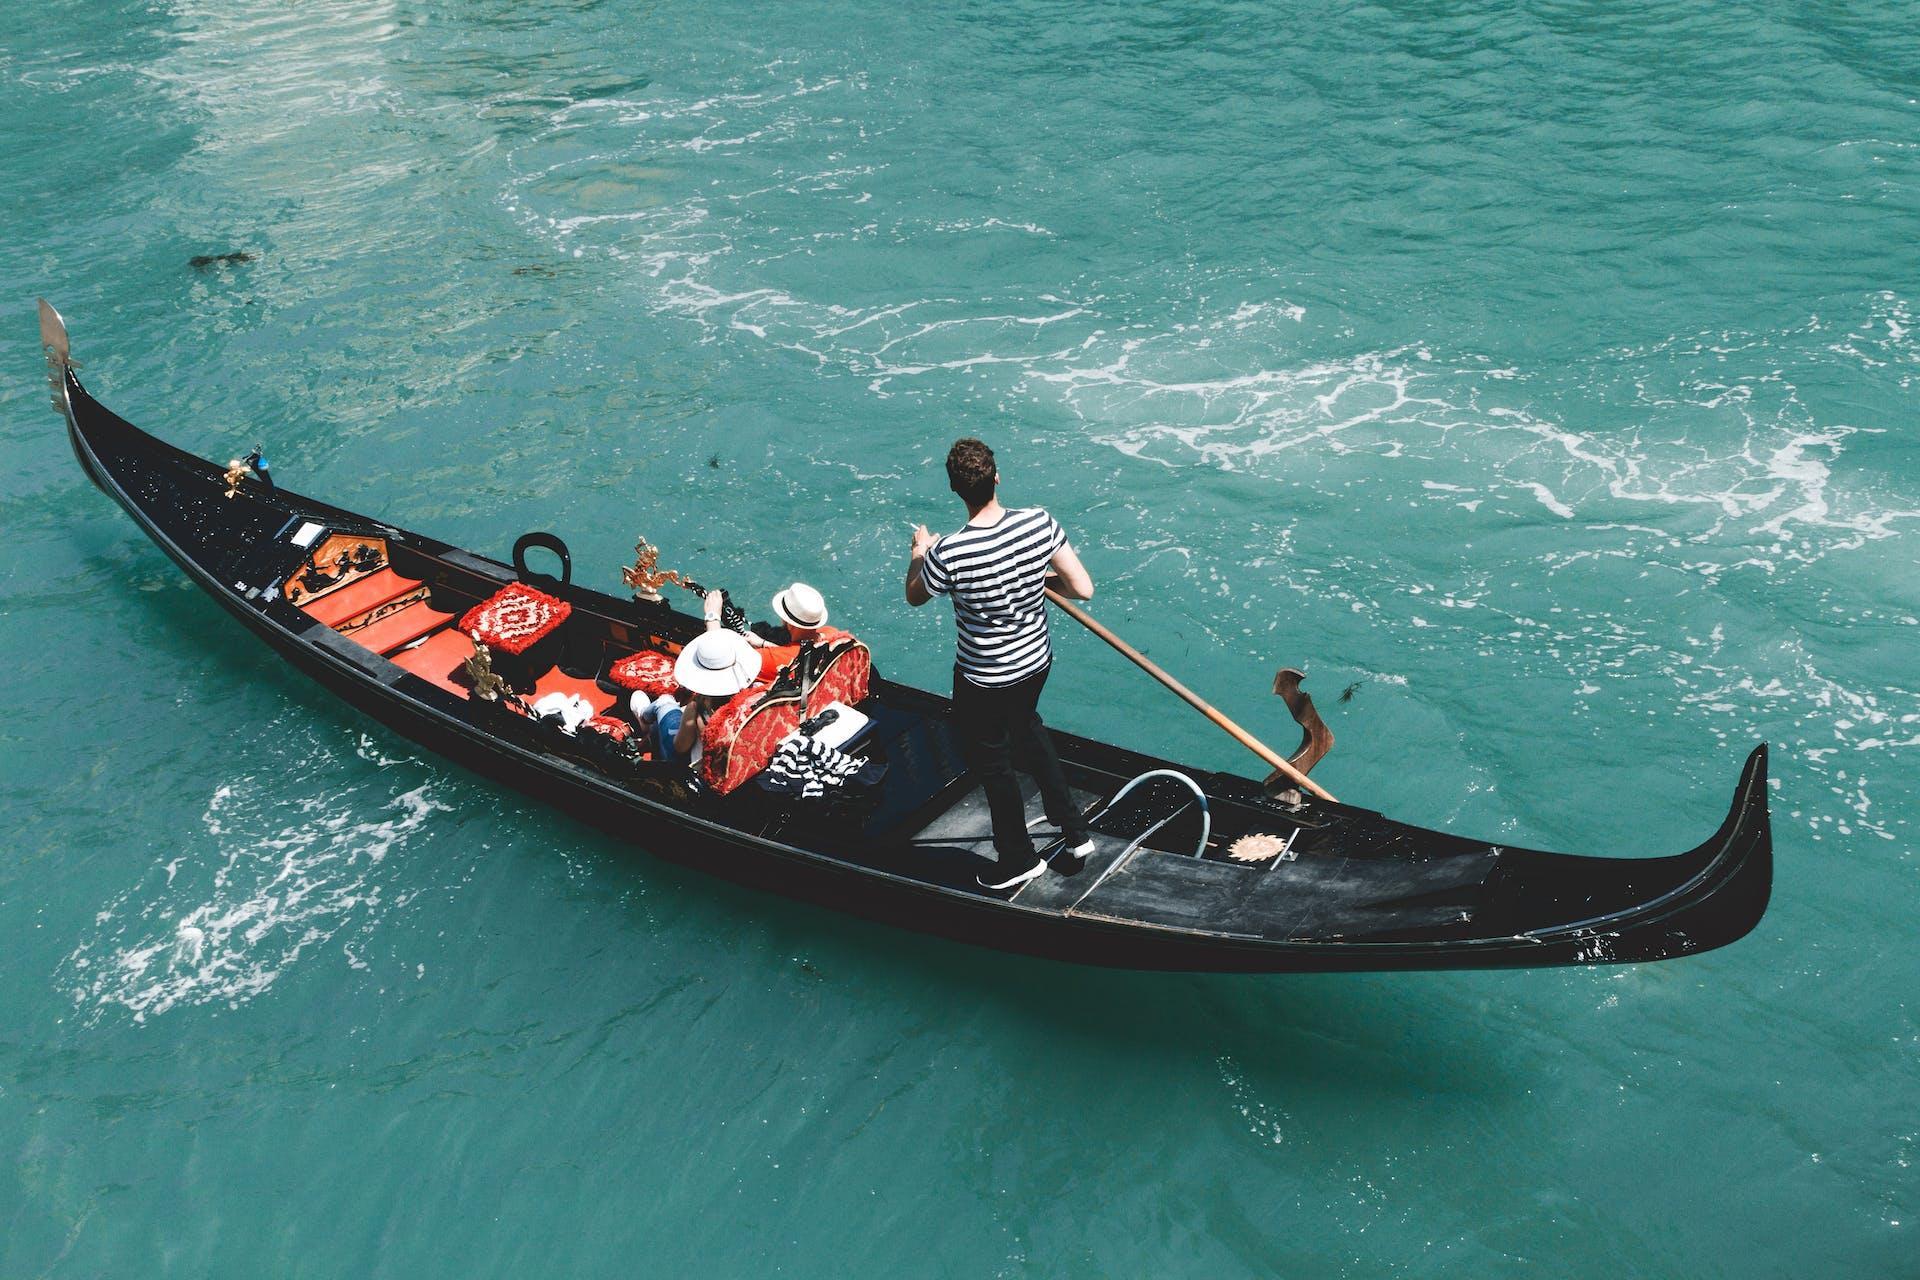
[
  {"xmin": 1675, "ymin": 641, "xmax": 1915, "ymax": 844},
  {"xmin": 525, "ymin": 90, "xmax": 1920, "ymax": 568},
  {"xmin": 1035, "ymin": 321, "xmax": 1920, "ymax": 573},
  {"xmin": 1827, "ymin": 291, "xmax": 1920, "ymax": 386},
  {"xmin": 63, "ymin": 760, "xmax": 448, "ymax": 1023},
  {"xmin": 1516, "ymin": 481, "xmax": 1576, "ymax": 520},
  {"xmin": 1215, "ymin": 1055, "xmax": 1288, "ymax": 1146},
  {"xmin": 159, "ymin": 5, "xmax": 1920, "ymax": 614}
]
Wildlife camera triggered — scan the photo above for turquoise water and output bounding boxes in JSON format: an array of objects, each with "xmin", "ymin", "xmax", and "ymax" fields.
[{"xmin": 4, "ymin": 0, "xmax": 1917, "ymax": 1273}]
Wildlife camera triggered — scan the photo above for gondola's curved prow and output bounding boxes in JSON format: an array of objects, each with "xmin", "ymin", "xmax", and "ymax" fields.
[
  {"xmin": 37, "ymin": 298, "xmax": 1776, "ymax": 974},
  {"xmin": 1467, "ymin": 741, "xmax": 1772, "ymax": 967}
]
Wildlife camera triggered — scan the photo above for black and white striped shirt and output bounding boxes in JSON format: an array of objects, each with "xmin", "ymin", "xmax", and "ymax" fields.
[{"xmin": 922, "ymin": 507, "xmax": 1068, "ymax": 687}]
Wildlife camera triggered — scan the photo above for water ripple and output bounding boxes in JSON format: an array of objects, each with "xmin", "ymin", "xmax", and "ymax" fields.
[{"xmin": 61, "ymin": 730, "xmax": 448, "ymax": 1023}]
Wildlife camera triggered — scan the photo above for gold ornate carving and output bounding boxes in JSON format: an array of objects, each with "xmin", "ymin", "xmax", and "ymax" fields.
[
  {"xmin": 461, "ymin": 642, "xmax": 510, "ymax": 702},
  {"xmin": 621, "ymin": 536, "xmax": 685, "ymax": 602},
  {"xmin": 222, "ymin": 459, "xmax": 249, "ymax": 499}
]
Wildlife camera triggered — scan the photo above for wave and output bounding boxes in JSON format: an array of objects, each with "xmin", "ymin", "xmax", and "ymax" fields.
[
  {"xmin": 62, "ymin": 731, "xmax": 448, "ymax": 1023},
  {"xmin": 490, "ymin": 71, "xmax": 1920, "ymax": 579}
]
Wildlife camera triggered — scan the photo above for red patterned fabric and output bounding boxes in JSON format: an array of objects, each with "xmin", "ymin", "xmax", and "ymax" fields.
[
  {"xmin": 803, "ymin": 642, "xmax": 872, "ymax": 718},
  {"xmin": 458, "ymin": 583, "xmax": 572, "ymax": 655},
  {"xmin": 607, "ymin": 650, "xmax": 677, "ymax": 694},
  {"xmin": 756, "ymin": 625, "xmax": 850, "ymax": 682},
  {"xmin": 582, "ymin": 715, "xmax": 631, "ymax": 741},
  {"xmin": 696, "ymin": 642, "xmax": 872, "ymax": 794},
  {"xmin": 700, "ymin": 688, "xmax": 800, "ymax": 795}
]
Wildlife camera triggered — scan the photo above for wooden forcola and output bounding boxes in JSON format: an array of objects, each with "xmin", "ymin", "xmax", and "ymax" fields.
[{"xmin": 1044, "ymin": 588, "xmax": 1337, "ymax": 803}]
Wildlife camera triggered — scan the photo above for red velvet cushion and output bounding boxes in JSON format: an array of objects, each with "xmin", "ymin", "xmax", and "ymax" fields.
[
  {"xmin": 458, "ymin": 583, "xmax": 572, "ymax": 655},
  {"xmin": 700, "ymin": 689, "xmax": 799, "ymax": 795},
  {"xmin": 607, "ymin": 650, "xmax": 678, "ymax": 694},
  {"xmin": 803, "ymin": 643, "xmax": 871, "ymax": 718},
  {"xmin": 582, "ymin": 715, "xmax": 631, "ymax": 741}
]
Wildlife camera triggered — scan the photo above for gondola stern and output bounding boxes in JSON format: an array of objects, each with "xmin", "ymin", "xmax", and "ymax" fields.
[
  {"xmin": 1711, "ymin": 740, "xmax": 1773, "ymax": 935},
  {"xmin": 1704, "ymin": 742, "xmax": 1771, "ymax": 872},
  {"xmin": 1624, "ymin": 740, "xmax": 1773, "ymax": 964}
]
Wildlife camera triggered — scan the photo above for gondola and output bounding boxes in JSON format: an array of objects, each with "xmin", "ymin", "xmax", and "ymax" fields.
[{"xmin": 38, "ymin": 300, "xmax": 1772, "ymax": 973}]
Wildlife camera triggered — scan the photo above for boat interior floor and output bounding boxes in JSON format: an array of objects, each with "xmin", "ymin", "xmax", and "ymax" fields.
[{"xmin": 892, "ymin": 775, "xmax": 1104, "ymax": 887}]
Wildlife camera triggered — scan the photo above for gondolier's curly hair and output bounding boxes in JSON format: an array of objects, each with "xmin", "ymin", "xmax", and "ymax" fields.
[{"xmin": 946, "ymin": 437, "xmax": 997, "ymax": 507}]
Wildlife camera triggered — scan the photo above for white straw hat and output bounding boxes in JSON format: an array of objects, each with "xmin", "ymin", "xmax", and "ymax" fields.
[
  {"xmin": 673, "ymin": 629, "xmax": 761, "ymax": 698},
  {"xmin": 771, "ymin": 582, "xmax": 829, "ymax": 629}
]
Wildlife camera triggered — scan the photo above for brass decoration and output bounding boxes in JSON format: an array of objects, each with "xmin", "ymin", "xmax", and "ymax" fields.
[
  {"xmin": 621, "ymin": 536, "xmax": 685, "ymax": 602},
  {"xmin": 280, "ymin": 535, "xmax": 389, "ymax": 603},
  {"xmin": 461, "ymin": 642, "xmax": 510, "ymax": 702},
  {"xmin": 1227, "ymin": 831, "xmax": 1299, "ymax": 863},
  {"xmin": 40, "ymin": 298, "xmax": 75, "ymax": 420},
  {"xmin": 222, "ymin": 459, "xmax": 250, "ymax": 499}
]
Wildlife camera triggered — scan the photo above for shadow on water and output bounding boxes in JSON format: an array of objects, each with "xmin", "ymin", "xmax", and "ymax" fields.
[{"xmin": 733, "ymin": 892, "xmax": 1525, "ymax": 1104}]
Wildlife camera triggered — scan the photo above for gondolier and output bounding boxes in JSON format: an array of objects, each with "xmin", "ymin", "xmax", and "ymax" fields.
[{"xmin": 906, "ymin": 437, "xmax": 1098, "ymax": 889}]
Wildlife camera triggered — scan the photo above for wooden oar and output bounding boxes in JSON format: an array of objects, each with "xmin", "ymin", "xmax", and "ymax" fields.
[{"xmin": 1045, "ymin": 589, "xmax": 1338, "ymax": 802}]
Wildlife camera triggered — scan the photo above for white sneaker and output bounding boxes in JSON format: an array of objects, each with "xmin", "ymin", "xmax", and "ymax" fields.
[
  {"xmin": 1048, "ymin": 836, "xmax": 1096, "ymax": 876},
  {"xmin": 977, "ymin": 860, "xmax": 1047, "ymax": 891}
]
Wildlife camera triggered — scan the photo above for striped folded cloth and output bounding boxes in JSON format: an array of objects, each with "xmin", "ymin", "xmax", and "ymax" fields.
[{"xmin": 757, "ymin": 735, "xmax": 872, "ymax": 799}]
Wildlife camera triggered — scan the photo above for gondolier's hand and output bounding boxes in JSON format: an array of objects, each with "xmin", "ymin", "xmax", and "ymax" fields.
[
  {"xmin": 703, "ymin": 590, "xmax": 724, "ymax": 630},
  {"xmin": 905, "ymin": 524, "xmax": 937, "ymax": 606}
]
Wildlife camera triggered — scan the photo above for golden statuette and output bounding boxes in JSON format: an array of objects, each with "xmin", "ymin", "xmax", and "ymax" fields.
[
  {"xmin": 222, "ymin": 459, "xmax": 249, "ymax": 499},
  {"xmin": 461, "ymin": 642, "xmax": 510, "ymax": 702},
  {"xmin": 621, "ymin": 536, "xmax": 685, "ymax": 602}
]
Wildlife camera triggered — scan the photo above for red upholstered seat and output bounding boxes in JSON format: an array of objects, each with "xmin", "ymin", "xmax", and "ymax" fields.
[
  {"xmin": 698, "ymin": 642, "xmax": 871, "ymax": 795},
  {"xmin": 303, "ymin": 569, "xmax": 422, "ymax": 627},
  {"xmin": 351, "ymin": 599, "xmax": 455, "ymax": 655},
  {"xmin": 389, "ymin": 628, "xmax": 475, "ymax": 695},
  {"xmin": 700, "ymin": 685, "xmax": 800, "ymax": 795},
  {"xmin": 458, "ymin": 583, "xmax": 572, "ymax": 655},
  {"xmin": 802, "ymin": 642, "xmax": 871, "ymax": 717},
  {"xmin": 607, "ymin": 650, "xmax": 677, "ymax": 695}
]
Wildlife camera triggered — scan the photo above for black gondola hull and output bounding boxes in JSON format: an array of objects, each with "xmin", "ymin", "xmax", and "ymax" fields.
[{"xmin": 48, "ymin": 311, "xmax": 1774, "ymax": 973}]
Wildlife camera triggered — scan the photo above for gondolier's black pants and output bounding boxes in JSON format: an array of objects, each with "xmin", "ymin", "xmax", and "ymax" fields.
[{"xmin": 951, "ymin": 664, "xmax": 1088, "ymax": 869}]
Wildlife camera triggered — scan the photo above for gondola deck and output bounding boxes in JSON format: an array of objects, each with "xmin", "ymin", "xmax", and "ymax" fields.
[{"xmin": 39, "ymin": 299, "xmax": 1773, "ymax": 972}]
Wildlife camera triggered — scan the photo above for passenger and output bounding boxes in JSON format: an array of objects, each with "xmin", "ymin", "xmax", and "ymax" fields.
[
  {"xmin": 635, "ymin": 596, "xmax": 761, "ymax": 767},
  {"xmin": 747, "ymin": 582, "xmax": 849, "ymax": 680}
]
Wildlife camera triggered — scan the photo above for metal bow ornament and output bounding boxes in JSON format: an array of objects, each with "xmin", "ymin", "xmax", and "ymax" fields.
[{"xmin": 621, "ymin": 536, "xmax": 685, "ymax": 602}]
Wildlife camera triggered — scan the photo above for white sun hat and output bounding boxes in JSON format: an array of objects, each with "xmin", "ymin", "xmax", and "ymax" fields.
[
  {"xmin": 770, "ymin": 582, "xmax": 829, "ymax": 629},
  {"xmin": 673, "ymin": 629, "xmax": 761, "ymax": 698}
]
